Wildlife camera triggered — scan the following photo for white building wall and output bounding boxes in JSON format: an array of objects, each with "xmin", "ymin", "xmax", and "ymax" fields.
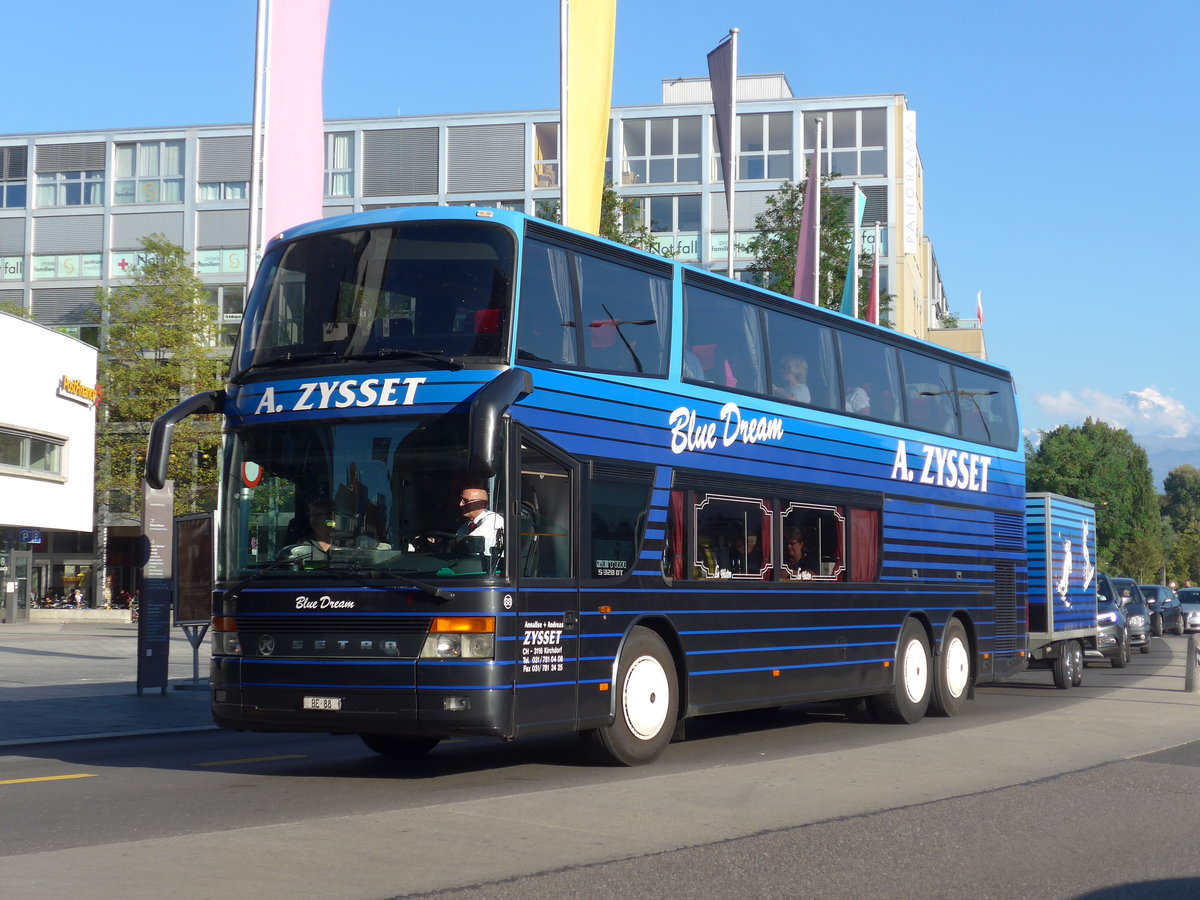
[{"xmin": 0, "ymin": 313, "xmax": 97, "ymax": 532}]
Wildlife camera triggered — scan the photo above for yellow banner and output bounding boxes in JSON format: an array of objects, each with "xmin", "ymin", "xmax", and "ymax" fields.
[{"xmin": 565, "ymin": 0, "xmax": 616, "ymax": 234}]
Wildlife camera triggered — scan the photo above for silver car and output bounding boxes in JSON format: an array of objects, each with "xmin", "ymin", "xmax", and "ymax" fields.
[{"xmin": 1178, "ymin": 587, "xmax": 1200, "ymax": 633}]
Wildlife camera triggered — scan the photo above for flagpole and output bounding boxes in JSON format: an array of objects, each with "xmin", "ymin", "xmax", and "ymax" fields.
[
  {"xmin": 246, "ymin": 0, "xmax": 268, "ymax": 295},
  {"xmin": 726, "ymin": 28, "xmax": 738, "ymax": 279},
  {"xmin": 559, "ymin": 0, "xmax": 569, "ymax": 228},
  {"xmin": 812, "ymin": 118, "xmax": 822, "ymax": 305}
]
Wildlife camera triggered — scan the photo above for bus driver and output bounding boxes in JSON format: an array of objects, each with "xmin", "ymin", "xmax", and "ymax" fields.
[{"xmin": 457, "ymin": 486, "xmax": 504, "ymax": 555}]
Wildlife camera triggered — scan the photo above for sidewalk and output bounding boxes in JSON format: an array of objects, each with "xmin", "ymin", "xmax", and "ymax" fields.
[{"xmin": 0, "ymin": 622, "xmax": 216, "ymax": 747}]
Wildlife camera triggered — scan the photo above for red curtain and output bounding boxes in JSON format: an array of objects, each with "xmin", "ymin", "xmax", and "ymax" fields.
[
  {"xmin": 850, "ymin": 508, "xmax": 880, "ymax": 582},
  {"xmin": 669, "ymin": 490, "xmax": 685, "ymax": 580}
]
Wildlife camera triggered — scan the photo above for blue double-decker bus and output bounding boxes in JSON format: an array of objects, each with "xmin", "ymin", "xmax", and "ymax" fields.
[{"xmin": 147, "ymin": 207, "xmax": 1024, "ymax": 765}]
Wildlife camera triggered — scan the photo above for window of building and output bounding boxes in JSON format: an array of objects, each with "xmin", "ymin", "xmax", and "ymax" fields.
[
  {"xmin": 1, "ymin": 146, "xmax": 27, "ymax": 208},
  {"xmin": 534, "ymin": 123, "xmax": 558, "ymax": 188},
  {"xmin": 806, "ymin": 109, "xmax": 887, "ymax": 178},
  {"xmin": 693, "ymin": 494, "xmax": 772, "ymax": 580},
  {"xmin": 36, "ymin": 170, "xmax": 104, "ymax": 207},
  {"xmin": 203, "ymin": 284, "xmax": 246, "ymax": 347},
  {"xmin": 198, "ymin": 181, "xmax": 249, "ymax": 201},
  {"xmin": 729, "ymin": 112, "xmax": 792, "ymax": 181},
  {"xmin": 0, "ymin": 428, "xmax": 65, "ymax": 479},
  {"xmin": 325, "ymin": 132, "xmax": 353, "ymax": 197},
  {"xmin": 114, "ymin": 140, "xmax": 184, "ymax": 204},
  {"xmin": 621, "ymin": 117, "xmax": 701, "ymax": 185}
]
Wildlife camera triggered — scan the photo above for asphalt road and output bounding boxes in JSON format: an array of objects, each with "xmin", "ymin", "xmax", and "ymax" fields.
[{"xmin": 3, "ymin": 633, "xmax": 1200, "ymax": 899}]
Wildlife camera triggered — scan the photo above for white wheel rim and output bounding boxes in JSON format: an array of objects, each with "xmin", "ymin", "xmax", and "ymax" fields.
[
  {"xmin": 902, "ymin": 638, "xmax": 929, "ymax": 704},
  {"xmin": 623, "ymin": 654, "xmax": 670, "ymax": 741},
  {"xmin": 943, "ymin": 635, "xmax": 969, "ymax": 699}
]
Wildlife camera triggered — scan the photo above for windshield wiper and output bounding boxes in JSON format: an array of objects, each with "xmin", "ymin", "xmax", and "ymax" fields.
[
  {"xmin": 250, "ymin": 349, "xmax": 342, "ymax": 370},
  {"xmin": 345, "ymin": 347, "xmax": 463, "ymax": 370},
  {"xmin": 323, "ymin": 562, "xmax": 457, "ymax": 601}
]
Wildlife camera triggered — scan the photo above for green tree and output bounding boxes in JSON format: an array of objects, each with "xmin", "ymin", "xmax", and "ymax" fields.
[
  {"xmin": 95, "ymin": 234, "xmax": 225, "ymax": 517},
  {"xmin": 1170, "ymin": 519, "xmax": 1200, "ymax": 584},
  {"xmin": 1025, "ymin": 419, "xmax": 1163, "ymax": 575},
  {"xmin": 1163, "ymin": 464, "xmax": 1200, "ymax": 531},
  {"xmin": 741, "ymin": 178, "xmax": 894, "ymax": 321}
]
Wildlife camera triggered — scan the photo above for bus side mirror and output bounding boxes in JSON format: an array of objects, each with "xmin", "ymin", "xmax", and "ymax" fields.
[
  {"xmin": 467, "ymin": 368, "xmax": 532, "ymax": 477},
  {"xmin": 144, "ymin": 390, "xmax": 226, "ymax": 490}
]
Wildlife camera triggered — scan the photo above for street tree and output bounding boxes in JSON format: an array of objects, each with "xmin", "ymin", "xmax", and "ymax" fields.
[
  {"xmin": 94, "ymin": 234, "xmax": 225, "ymax": 518},
  {"xmin": 1163, "ymin": 464, "xmax": 1200, "ymax": 531},
  {"xmin": 537, "ymin": 184, "xmax": 672, "ymax": 255},
  {"xmin": 1025, "ymin": 419, "xmax": 1163, "ymax": 575},
  {"xmin": 741, "ymin": 178, "xmax": 894, "ymax": 321}
]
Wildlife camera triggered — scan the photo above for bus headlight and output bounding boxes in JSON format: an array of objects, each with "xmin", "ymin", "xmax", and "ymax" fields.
[
  {"xmin": 420, "ymin": 617, "xmax": 495, "ymax": 659},
  {"xmin": 212, "ymin": 616, "xmax": 242, "ymax": 656}
]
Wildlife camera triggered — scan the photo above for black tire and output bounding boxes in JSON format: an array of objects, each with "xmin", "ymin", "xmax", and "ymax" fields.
[
  {"xmin": 584, "ymin": 626, "xmax": 679, "ymax": 766},
  {"xmin": 1176, "ymin": 617, "xmax": 1185, "ymax": 637},
  {"xmin": 1152, "ymin": 615, "xmax": 1164, "ymax": 637},
  {"xmin": 1111, "ymin": 630, "xmax": 1130, "ymax": 668},
  {"xmin": 930, "ymin": 618, "xmax": 971, "ymax": 715},
  {"xmin": 360, "ymin": 734, "xmax": 440, "ymax": 760},
  {"xmin": 868, "ymin": 619, "xmax": 932, "ymax": 724},
  {"xmin": 1053, "ymin": 645, "xmax": 1072, "ymax": 690},
  {"xmin": 1070, "ymin": 642, "xmax": 1084, "ymax": 686}
]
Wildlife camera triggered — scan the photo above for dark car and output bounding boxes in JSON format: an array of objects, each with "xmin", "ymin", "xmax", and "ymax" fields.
[
  {"xmin": 1140, "ymin": 584, "xmax": 1184, "ymax": 636},
  {"xmin": 1085, "ymin": 578, "xmax": 1130, "ymax": 668},
  {"xmin": 1179, "ymin": 587, "xmax": 1200, "ymax": 633},
  {"xmin": 1101, "ymin": 575, "xmax": 1152, "ymax": 655}
]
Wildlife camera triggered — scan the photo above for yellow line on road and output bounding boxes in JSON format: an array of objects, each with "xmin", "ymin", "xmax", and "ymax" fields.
[
  {"xmin": 1, "ymin": 774, "xmax": 97, "ymax": 786},
  {"xmin": 193, "ymin": 754, "xmax": 307, "ymax": 767}
]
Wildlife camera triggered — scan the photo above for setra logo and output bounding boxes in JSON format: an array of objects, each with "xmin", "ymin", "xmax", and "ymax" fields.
[{"xmin": 258, "ymin": 634, "xmax": 276, "ymax": 657}]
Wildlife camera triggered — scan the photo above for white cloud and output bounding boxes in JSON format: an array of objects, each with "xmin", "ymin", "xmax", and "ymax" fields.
[{"xmin": 1031, "ymin": 386, "xmax": 1200, "ymax": 439}]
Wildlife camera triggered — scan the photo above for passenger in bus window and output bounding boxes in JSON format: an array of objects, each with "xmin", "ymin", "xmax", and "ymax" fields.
[
  {"xmin": 845, "ymin": 383, "xmax": 871, "ymax": 415},
  {"xmin": 457, "ymin": 486, "xmax": 504, "ymax": 555},
  {"xmin": 783, "ymin": 527, "xmax": 818, "ymax": 578},
  {"xmin": 281, "ymin": 497, "xmax": 334, "ymax": 561},
  {"xmin": 776, "ymin": 355, "xmax": 811, "ymax": 403}
]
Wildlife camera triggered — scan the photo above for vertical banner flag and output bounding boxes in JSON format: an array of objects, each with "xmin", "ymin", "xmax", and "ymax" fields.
[
  {"xmin": 707, "ymin": 29, "xmax": 737, "ymax": 277},
  {"xmin": 792, "ymin": 119, "xmax": 822, "ymax": 304},
  {"xmin": 562, "ymin": 0, "xmax": 617, "ymax": 235},
  {"xmin": 867, "ymin": 221, "xmax": 881, "ymax": 325},
  {"xmin": 840, "ymin": 183, "xmax": 866, "ymax": 317},
  {"xmin": 262, "ymin": 0, "xmax": 330, "ymax": 243},
  {"xmin": 976, "ymin": 290, "xmax": 985, "ymax": 325}
]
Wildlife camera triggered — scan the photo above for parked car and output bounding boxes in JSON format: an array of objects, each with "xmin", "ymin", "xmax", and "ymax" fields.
[
  {"xmin": 1178, "ymin": 587, "xmax": 1200, "ymax": 633},
  {"xmin": 1140, "ymin": 584, "xmax": 1184, "ymax": 636},
  {"xmin": 1086, "ymin": 578, "xmax": 1130, "ymax": 668},
  {"xmin": 1101, "ymin": 575, "xmax": 1152, "ymax": 654}
]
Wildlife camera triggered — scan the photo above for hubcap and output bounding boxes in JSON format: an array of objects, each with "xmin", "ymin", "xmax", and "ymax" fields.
[
  {"xmin": 943, "ymin": 635, "xmax": 970, "ymax": 699},
  {"xmin": 623, "ymin": 654, "xmax": 670, "ymax": 741},
  {"xmin": 902, "ymin": 638, "xmax": 929, "ymax": 703}
]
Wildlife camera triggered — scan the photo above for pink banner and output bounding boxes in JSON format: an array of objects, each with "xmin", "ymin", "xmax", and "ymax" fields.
[{"xmin": 262, "ymin": 0, "xmax": 330, "ymax": 242}]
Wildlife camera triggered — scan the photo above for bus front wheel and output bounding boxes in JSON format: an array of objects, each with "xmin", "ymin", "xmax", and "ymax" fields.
[
  {"xmin": 585, "ymin": 626, "xmax": 678, "ymax": 766},
  {"xmin": 869, "ymin": 619, "xmax": 932, "ymax": 724}
]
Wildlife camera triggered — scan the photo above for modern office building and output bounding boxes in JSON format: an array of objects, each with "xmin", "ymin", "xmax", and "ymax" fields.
[
  {"xmin": 0, "ymin": 313, "xmax": 98, "ymax": 616},
  {"xmin": 0, "ymin": 74, "xmax": 985, "ymax": 601}
]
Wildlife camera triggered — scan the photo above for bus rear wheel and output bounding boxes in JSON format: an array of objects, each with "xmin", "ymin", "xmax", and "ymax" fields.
[
  {"xmin": 869, "ymin": 619, "xmax": 931, "ymax": 724},
  {"xmin": 930, "ymin": 618, "xmax": 971, "ymax": 714},
  {"xmin": 584, "ymin": 626, "xmax": 678, "ymax": 766},
  {"xmin": 360, "ymin": 734, "xmax": 441, "ymax": 760}
]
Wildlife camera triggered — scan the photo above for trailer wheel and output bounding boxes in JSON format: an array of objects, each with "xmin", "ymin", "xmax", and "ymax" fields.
[
  {"xmin": 930, "ymin": 618, "xmax": 970, "ymax": 715},
  {"xmin": 584, "ymin": 626, "xmax": 678, "ymax": 766},
  {"xmin": 869, "ymin": 619, "xmax": 931, "ymax": 724},
  {"xmin": 1052, "ymin": 640, "xmax": 1081, "ymax": 690}
]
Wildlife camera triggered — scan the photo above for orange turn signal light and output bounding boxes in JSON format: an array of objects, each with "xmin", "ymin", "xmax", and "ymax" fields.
[{"xmin": 431, "ymin": 617, "xmax": 495, "ymax": 634}]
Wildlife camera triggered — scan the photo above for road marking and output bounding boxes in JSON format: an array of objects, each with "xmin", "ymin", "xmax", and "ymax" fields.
[
  {"xmin": 1, "ymin": 774, "xmax": 97, "ymax": 786},
  {"xmin": 193, "ymin": 754, "xmax": 307, "ymax": 767}
]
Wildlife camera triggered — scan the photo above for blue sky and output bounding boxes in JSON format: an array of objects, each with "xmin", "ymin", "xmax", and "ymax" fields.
[{"xmin": 8, "ymin": 0, "xmax": 1200, "ymax": 444}]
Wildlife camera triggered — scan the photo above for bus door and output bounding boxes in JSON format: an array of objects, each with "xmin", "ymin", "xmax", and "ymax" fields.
[{"xmin": 511, "ymin": 436, "xmax": 580, "ymax": 734}]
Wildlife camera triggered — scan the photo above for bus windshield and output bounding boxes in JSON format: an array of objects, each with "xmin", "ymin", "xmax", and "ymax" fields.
[
  {"xmin": 232, "ymin": 220, "xmax": 515, "ymax": 378},
  {"xmin": 220, "ymin": 417, "xmax": 507, "ymax": 583}
]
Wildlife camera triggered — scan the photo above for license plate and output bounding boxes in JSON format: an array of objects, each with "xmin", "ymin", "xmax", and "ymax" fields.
[{"xmin": 302, "ymin": 696, "xmax": 343, "ymax": 711}]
